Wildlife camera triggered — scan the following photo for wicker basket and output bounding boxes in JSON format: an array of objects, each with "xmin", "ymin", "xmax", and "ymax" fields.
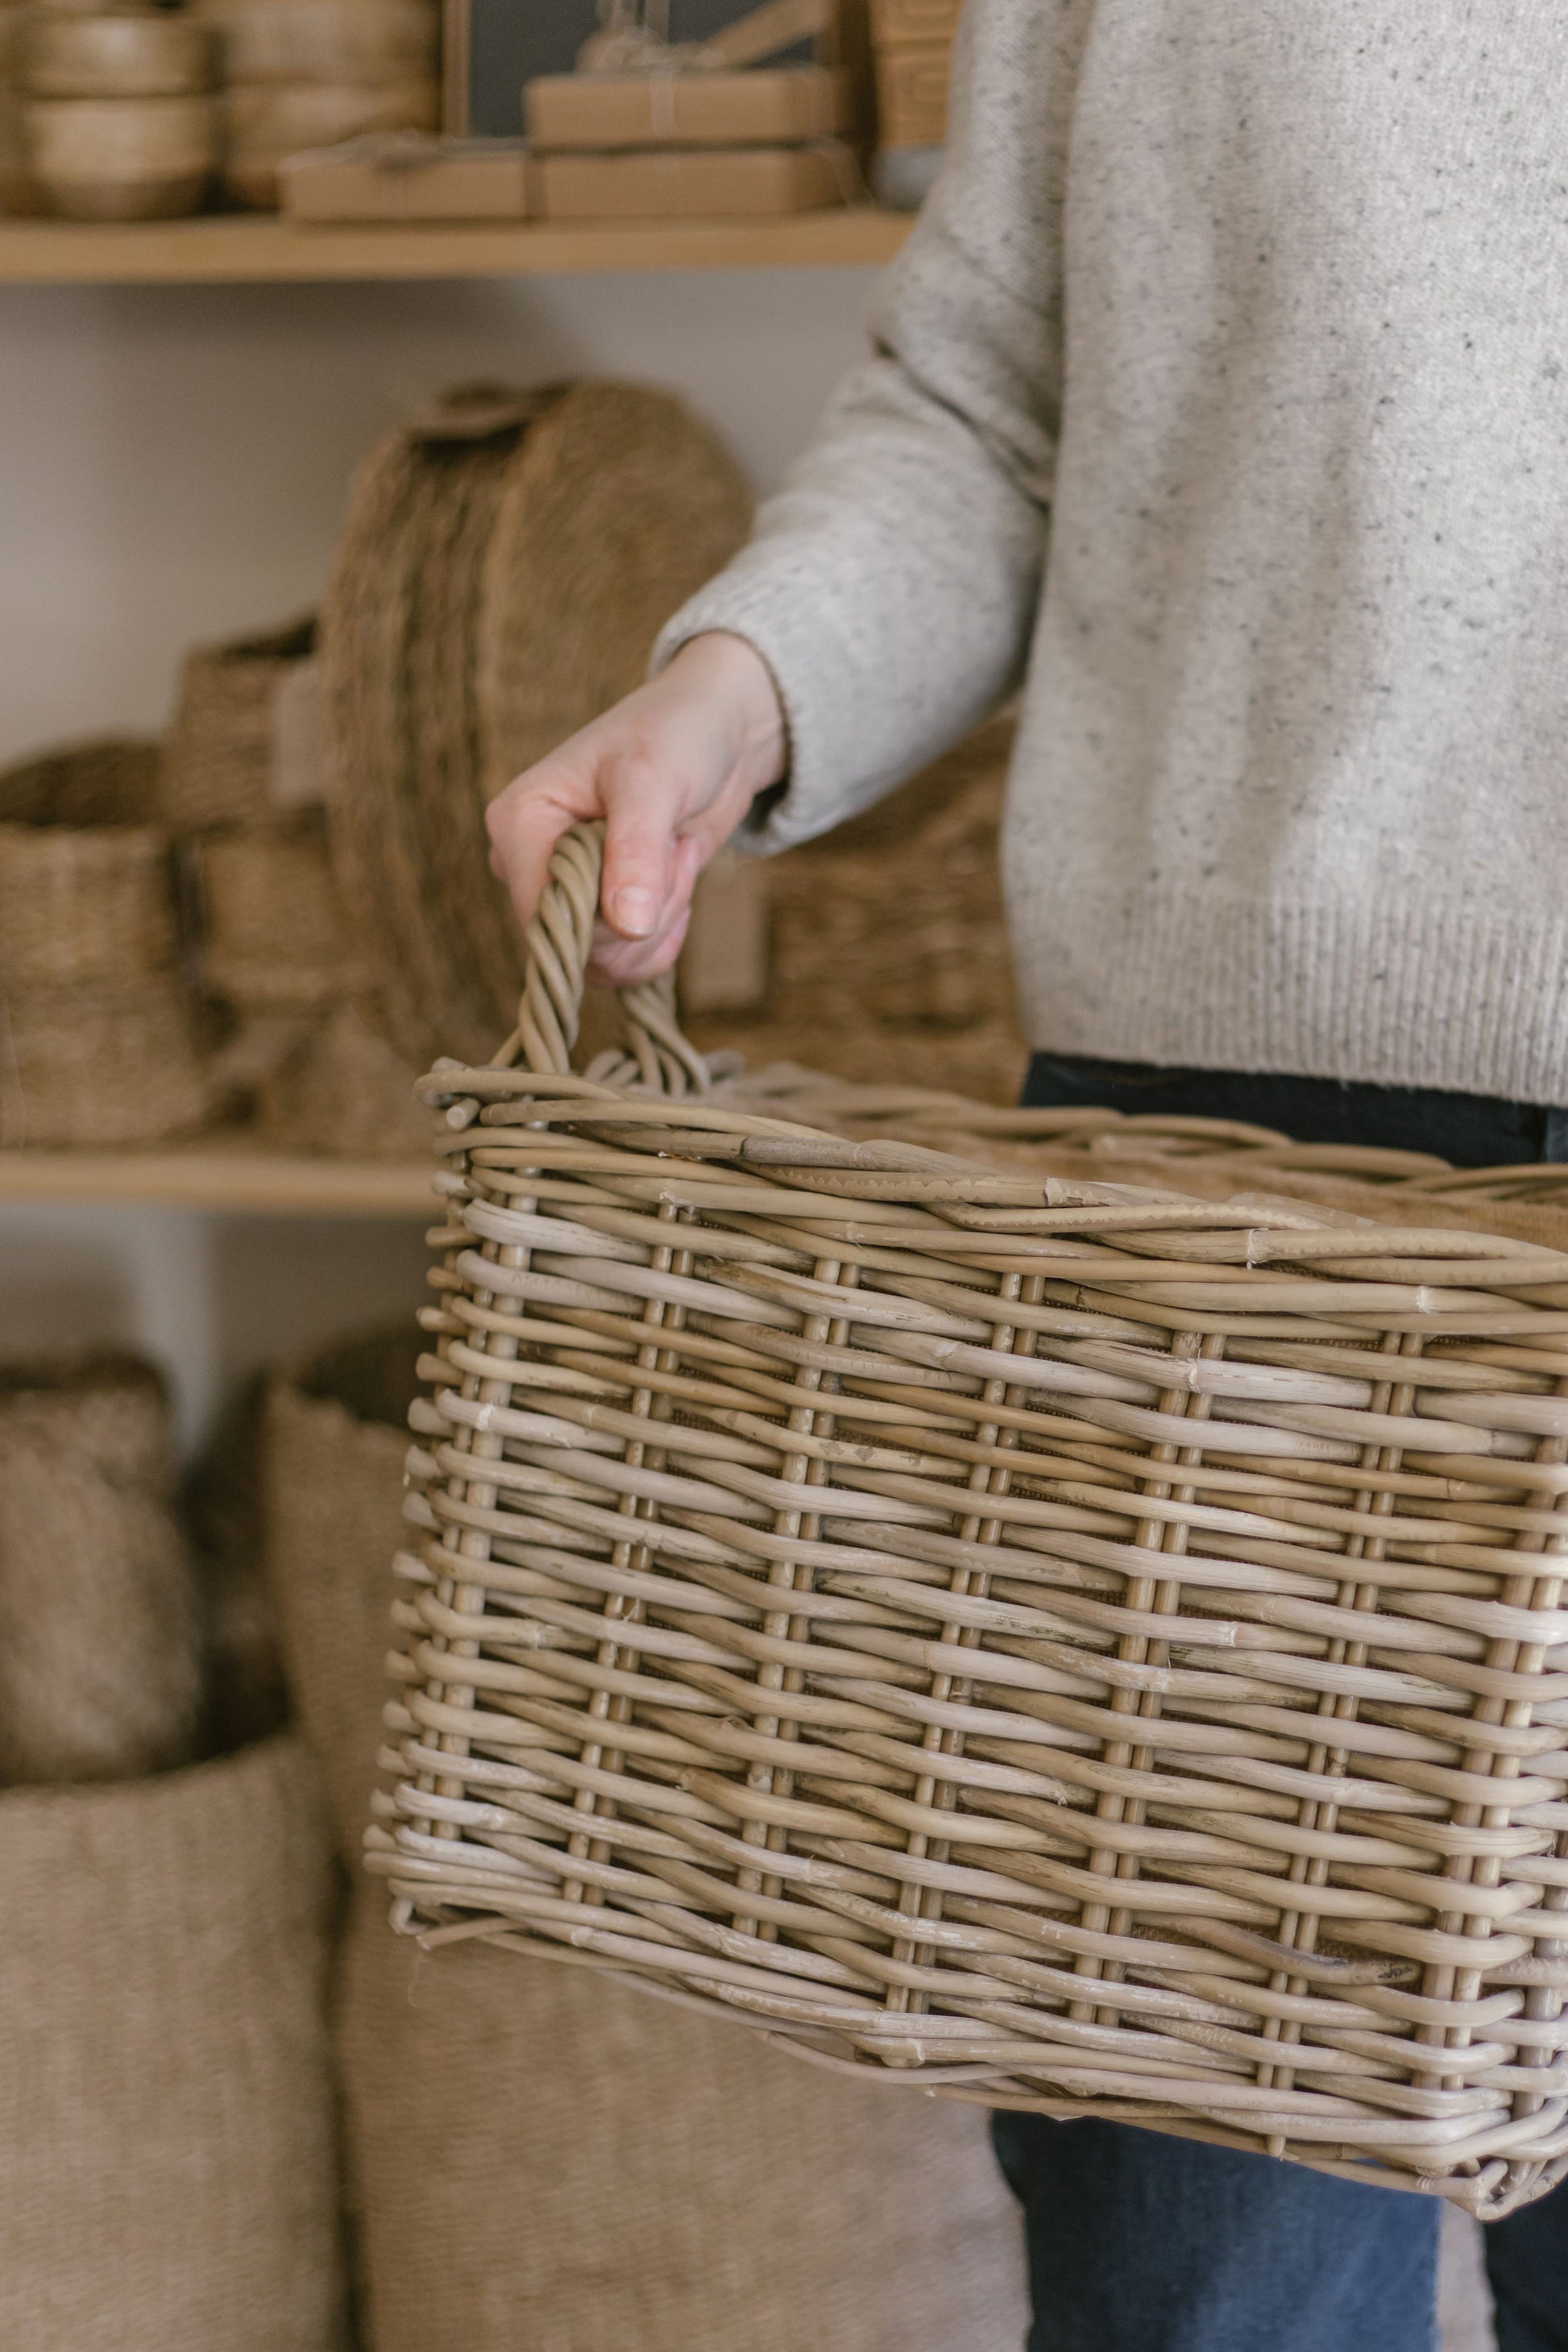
[
  {"xmin": 372, "ymin": 823, "xmax": 1568, "ymax": 2224},
  {"xmin": 164, "ymin": 615, "xmax": 317, "ymax": 831}
]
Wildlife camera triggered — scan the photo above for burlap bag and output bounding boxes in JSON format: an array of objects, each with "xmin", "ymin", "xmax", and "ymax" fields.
[
  {"xmin": 263, "ymin": 1330, "xmax": 1028, "ymax": 2352},
  {"xmin": 0, "ymin": 1354, "xmax": 203, "ymax": 1785},
  {"xmin": 0, "ymin": 1732, "xmax": 348, "ymax": 2351}
]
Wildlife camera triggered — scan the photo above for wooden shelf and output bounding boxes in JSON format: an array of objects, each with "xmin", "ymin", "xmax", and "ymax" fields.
[
  {"xmin": 0, "ymin": 1138, "xmax": 434, "ymax": 1217},
  {"xmin": 0, "ymin": 207, "xmax": 910, "ymax": 285}
]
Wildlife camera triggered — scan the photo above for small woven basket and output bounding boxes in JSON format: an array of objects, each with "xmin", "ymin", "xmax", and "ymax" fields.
[
  {"xmin": 194, "ymin": 816, "xmax": 371, "ymax": 1010},
  {"xmin": 164, "ymin": 616, "xmax": 317, "ymax": 832},
  {"xmin": 0, "ymin": 974, "xmax": 209, "ymax": 1148},
  {"xmin": 376, "ymin": 823, "xmax": 1568, "ymax": 2222},
  {"xmin": 0, "ymin": 733, "xmax": 176, "ymax": 989}
]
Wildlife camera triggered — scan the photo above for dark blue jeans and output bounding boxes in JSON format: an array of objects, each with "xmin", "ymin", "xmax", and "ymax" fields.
[{"xmin": 990, "ymin": 1056, "xmax": 1568, "ymax": 2352}]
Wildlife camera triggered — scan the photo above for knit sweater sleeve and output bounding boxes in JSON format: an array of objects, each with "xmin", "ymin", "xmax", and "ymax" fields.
[{"xmin": 651, "ymin": 0, "xmax": 1088, "ymax": 851}]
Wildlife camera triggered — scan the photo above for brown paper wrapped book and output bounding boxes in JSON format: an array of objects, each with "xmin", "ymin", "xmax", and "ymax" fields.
[
  {"xmin": 525, "ymin": 60, "xmax": 848, "ymax": 147},
  {"xmin": 280, "ymin": 129, "xmax": 529, "ymax": 220},
  {"xmin": 533, "ymin": 137, "xmax": 852, "ymax": 218}
]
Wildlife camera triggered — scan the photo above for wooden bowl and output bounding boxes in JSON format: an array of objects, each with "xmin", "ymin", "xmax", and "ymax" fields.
[
  {"xmin": 27, "ymin": 93, "xmax": 218, "ymax": 217},
  {"xmin": 222, "ymin": 75, "xmax": 436, "ymax": 206},
  {"xmin": 209, "ymin": 0, "xmax": 435, "ymax": 88},
  {"xmin": 25, "ymin": 12, "xmax": 216, "ymax": 97}
]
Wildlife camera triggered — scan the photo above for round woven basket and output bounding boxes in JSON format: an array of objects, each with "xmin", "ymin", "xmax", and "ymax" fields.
[
  {"xmin": 196, "ymin": 815, "xmax": 371, "ymax": 1010},
  {"xmin": 0, "ymin": 973, "xmax": 209, "ymax": 1148},
  {"xmin": 0, "ymin": 822, "xmax": 177, "ymax": 989},
  {"xmin": 375, "ymin": 822, "xmax": 1568, "ymax": 2225},
  {"xmin": 0, "ymin": 732, "xmax": 162, "ymax": 826},
  {"xmin": 164, "ymin": 615, "xmax": 317, "ymax": 831},
  {"xmin": 0, "ymin": 731, "xmax": 178, "ymax": 988},
  {"xmin": 323, "ymin": 380, "xmax": 752, "ymax": 1070}
]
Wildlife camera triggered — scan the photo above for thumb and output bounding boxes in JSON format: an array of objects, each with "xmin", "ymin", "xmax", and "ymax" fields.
[{"xmin": 599, "ymin": 757, "xmax": 684, "ymax": 943}]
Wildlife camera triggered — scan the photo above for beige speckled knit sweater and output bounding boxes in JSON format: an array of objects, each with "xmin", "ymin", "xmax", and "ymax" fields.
[{"xmin": 657, "ymin": 0, "xmax": 1568, "ymax": 1101}]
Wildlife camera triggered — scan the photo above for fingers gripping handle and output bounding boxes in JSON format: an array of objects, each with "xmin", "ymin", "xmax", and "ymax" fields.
[{"xmin": 512, "ymin": 821, "xmax": 709, "ymax": 1096}]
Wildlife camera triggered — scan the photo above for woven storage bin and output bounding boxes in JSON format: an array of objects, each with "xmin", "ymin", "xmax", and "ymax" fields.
[
  {"xmin": 0, "ymin": 1731, "xmax": 347, "ymax": 2351},
  {"xmin": 0, "ymin": 971, "xmax": 209, "ymax": 1147},
  {"xmin": 0, "ymin": 730, "xmax": 162, "ymax": 825},
  {"xmin": 0, "ymin": 730, "xmax": 176, "ymax": 985},
  {"xmin": 687, "ymin": 715, "xmax": 1027, "ymax": 1104},
  {"xmin": 263, "ymin": 1329, "xmax": 1026, "ymax": 2352},
  {"xmin": 255, "ymin": 997, "xmax": 430, "ymax": 1157},
  {"xmin": 0, "ymin": 823, "xmax": 177, "ymax": 985},
  {"xmin": 196, "ymin": 814, "xmax": 371, "ymax": 1010},
  {"xmin": 164, "ymin": 614, "xmax": 317, "ymax": 829},
  {"xmin": 375, "ymin": 823, "xmax": 1568, "ymax": 2225}
]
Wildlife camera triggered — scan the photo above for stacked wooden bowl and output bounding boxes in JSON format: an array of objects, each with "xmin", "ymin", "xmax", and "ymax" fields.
[
  {"xmin": 201, "ymin": 0, "xmax": 439, "ymax": 208},
  {"xmin": 22, "ymin": 5, "xmax": 219, "ymax": 220}
]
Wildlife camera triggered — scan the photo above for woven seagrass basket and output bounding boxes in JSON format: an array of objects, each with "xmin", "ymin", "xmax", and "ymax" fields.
[
  {"xmin": 164, "ymin": 616, "xmax": 317, "ymax": 832},
  {"xmin": 195, "ymin": 815, "xmax": 371, "ymax": 1010},
  {"xmin": 375, "ymin": 823, "xmax": 1568, "ymax": 2223}
]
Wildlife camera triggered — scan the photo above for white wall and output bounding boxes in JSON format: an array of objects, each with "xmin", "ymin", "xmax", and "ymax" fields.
[
  {"xmin": 0, "ymin": 264, "xmax": 876, "ymax": 1445},
  {"xmin": 0, "ymin": 267, "xmax": 874, "ymax": 754}
]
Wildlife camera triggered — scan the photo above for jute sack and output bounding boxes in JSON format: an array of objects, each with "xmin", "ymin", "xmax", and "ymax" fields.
[
  {"xmin": 0, "ymin": 1731, "xmax": 348, "ymax": 2352},
  {"xmin": 0, "ymin": 1353, "xmax": 204, "ymax": 1785},
  {"xmin": 263, "ymin": 1331, "xmax": 1027, "ymax": 2352}
]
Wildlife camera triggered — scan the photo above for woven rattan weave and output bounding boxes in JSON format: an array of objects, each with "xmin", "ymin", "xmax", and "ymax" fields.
[{"xmin": 378, "ymin": 824, "xmax": 1568, "ymax": 2221}]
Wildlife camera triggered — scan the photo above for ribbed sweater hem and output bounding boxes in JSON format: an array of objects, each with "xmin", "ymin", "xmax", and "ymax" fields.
[{"xmin": 1007, "ymin": 883, "xmax": 1568, "ymax": 1107}]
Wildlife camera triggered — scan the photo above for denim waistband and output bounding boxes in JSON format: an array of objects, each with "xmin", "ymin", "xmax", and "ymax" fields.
[{"xmin": 1023, "ymin": 1053, "xmax": 1568, "ymax": 1168}]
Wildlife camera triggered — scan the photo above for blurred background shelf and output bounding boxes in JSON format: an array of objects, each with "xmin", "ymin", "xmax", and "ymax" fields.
[
  {"xmin": 0, "ymin": 207, "xmax": 911, "ymax": 284},
  {"xmin": 0, "ymin": 1139, "xmax": 433, "ymax": 1217}
]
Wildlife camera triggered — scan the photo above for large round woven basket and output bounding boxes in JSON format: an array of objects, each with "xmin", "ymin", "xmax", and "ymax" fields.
[
  {"xmin": 321, "ymin": 381, "xmax": 753, "ymax": 1071},
  {"xmin": 374, "ymin": 823, "xmax": 1568, "ymax": 2224}
]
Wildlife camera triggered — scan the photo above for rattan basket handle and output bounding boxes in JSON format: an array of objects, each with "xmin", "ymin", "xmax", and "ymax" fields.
[{"xmin": 509, "ymin": 820, "xmax": 710, "ymax": 1097}]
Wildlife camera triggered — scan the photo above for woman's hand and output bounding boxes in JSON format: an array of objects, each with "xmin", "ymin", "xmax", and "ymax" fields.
[{"xmin": 485, "ymin": 631, "xmax": 786, "ymax": 985}]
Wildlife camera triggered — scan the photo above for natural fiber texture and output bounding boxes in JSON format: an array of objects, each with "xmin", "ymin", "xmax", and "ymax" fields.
[
  {"xmin": 197, "ymin": 815, "xmax": 371, "ymax": 1010},
  {"xmin": 182, "ymin": 1373, "xmax": 292, "ymax": 1755},
  {"xmin": 0, "ymin": 1732, "xmax": 347, "ymax": 2352},
  {"xmin": 256, "ymin": 998, "xmax": 431, "ymax": 1158},
  {"xmin": 0, "ymin": 971, "xmax": 209, "ymax": 1147},
  {"xmin": 0, "ymin": 731, "xmax": 177, "ymax": 988},
  {"xmin": 264, "ymin": 1326, "xmax": 426, "ymax": 1855},
  {"xmin": 0, "ymin": 732, "xmax": 163, "ymax": 827},
  {"xmin": 324, "ymin": 380, "xmax": 752, "ymax": 1068},
  {"xmin": 0, "ymin": 824, "xmax": 177, "ymax": 986},
  {"xmin": 0, "ymin": 1352, "xmax": 203, "ymax": 1785},
  {"xmin": 263, "ymin": 1329, "xmax": 1027, "ymax": 2352},
  {"xmin": 339, "ymin": 1898, "xmax": 1027, "ymax": 2352},
  {"xmin": 380, "ymin": 820, "xmax": 1568, "ymax": 2223},
  {"xmin": 164, "ymin": 614, "xmax": 317, "ymax": 830}
]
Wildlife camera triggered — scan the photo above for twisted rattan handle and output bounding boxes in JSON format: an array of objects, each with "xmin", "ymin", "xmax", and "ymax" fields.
[{"xmin": 508, "ymin": 820, "xmax": 710, "ymax": 1097}]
